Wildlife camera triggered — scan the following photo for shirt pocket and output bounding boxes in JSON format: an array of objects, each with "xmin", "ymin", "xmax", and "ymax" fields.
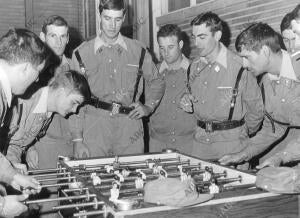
[
  {"xmin": 217, "ymin": 87, "xmax": 233, "ymax": 108},
  {"xmin": 25, "ymin": 116, "xmax": 44, "ymax": 139},
  {"xmin": 124, "ymin": 64, "xmax": 139, "ymax": 91}
]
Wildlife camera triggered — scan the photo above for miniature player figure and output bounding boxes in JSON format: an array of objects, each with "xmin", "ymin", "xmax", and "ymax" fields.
[
  {"xmin": 209, "ymin": 180, "xmax": 220, "ymax": 194},
  {"xmin": 91, "ymin": 172, "xmax": 101, "ymax": 186},
  {"xmin": 135, "ymin": 177, "xmax": 144, "ymax": 189},
  {"xmin": 202, "ymin": 171, "xmax": 212, "ymax": 182},
  {"xmin": 109, "ymin": 181, "xmax": 120, "ymax": 202},
  {"xmin": 178, "ymin": 165, "xmax": 188, "ymax": 182},
  {"xmin": 158, "ymin": 167, "xmax": 168, "ymax": 180}
]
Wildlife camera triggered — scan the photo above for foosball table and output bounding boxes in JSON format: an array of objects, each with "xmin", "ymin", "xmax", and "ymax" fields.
[{"xmin": 26, "ymin": 151, "xmax": 299, "ymax": 218}]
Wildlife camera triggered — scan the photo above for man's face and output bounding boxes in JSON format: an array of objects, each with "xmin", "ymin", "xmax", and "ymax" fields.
[
  {"xmin": 291, "ymin": 19, "xmax": 300, "ymax": 36},
  {"xmin": 55, "ymin": 89, "xmax": 84, "ymax": 117},
  {"xmin": 42, "ymin": 25, "xmax": 69, "ymax": 57},
  {"xmin": 282, "ymin": 29, "xmax": 296, "ymax": 52},
  {"xmin": 158, "ymin": 36, "xmax": 182, "ymax": 65},
  {"xmin": 239, "ymin": 47, "xmax": 268, "ymax": 77},
  {"xmin": 100, "ymin": 9, "xmax": 124, "ymax": 42},
  {"xmin": 14, "ymin": 61, "xmax": 45, "ymax": 95},
  {"xmin": 192, "ymin": 24, "xmax": 220, "ymax": 57}
]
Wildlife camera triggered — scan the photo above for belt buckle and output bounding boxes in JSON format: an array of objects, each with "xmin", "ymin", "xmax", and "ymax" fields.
[
  {"xmin": 205, "ymin": 121, "xmax": 213, "ymax": 133},
  {"xmin": 111, "ymin": 102, "xmax": 121, "ymax": 115}
]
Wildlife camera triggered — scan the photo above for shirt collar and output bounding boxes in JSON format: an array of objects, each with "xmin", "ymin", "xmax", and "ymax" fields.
[
  {"xmin": 268, "ymin": 49, "xmax": 297, "ymax": 81},
  {"xmin": 215, "ymin": 43, "xmax": 227, "ymax": 69},
  {"xmin": 33, "ymin": 87, "xmax": 51, "ymax": 116},
  {"xmin": 94, "ymin": 32, "xmax": 127, "ymax": 54},
  {"xmin": 159, "ymin": 55, "xmax": 189, "ymax": 73},
  {"xmin": 61, "ymin": 55, "xmax": 69, "ymax": 66},
  {"xmin": 195, "ymin": 43, "xmax": 227, "ymax": 69},
  {"xmin": 0, "ymin": 65, "xmax": 12, "ymax": 107}
]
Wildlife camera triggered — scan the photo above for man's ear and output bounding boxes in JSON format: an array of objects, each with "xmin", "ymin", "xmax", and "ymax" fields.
[
  {"xmin": 39, "ymin": 32, "xmax": 46, "ymax": 42},
  {"xmin": 179, "ymin": 40, "xmax": 184, "ymax": 50},
  {"xmin": 261, "ymin": 45, "xmax": 270, "ymax": 57},
  {"xmin": 214, "ymin": 30, "xmax": 222, "ymax": 41},
  {"xmin": 66, "ymin": 34, "xmax": 70, "ymax": 44}
]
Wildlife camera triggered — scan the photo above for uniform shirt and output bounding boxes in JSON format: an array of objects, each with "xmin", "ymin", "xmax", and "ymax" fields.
[
  {"xmin": 6, "ymin": 87, "xmax": 53, "ymax": 163},
  {"xmin": 0, "ymin": 65, "xmax": 17, "ymax": 184},
  {"xmin": 37, "ymin": 56, "xmax": 71, "ymax": 143},
  {"xmin": 244, "ymin": 50, "xmax": 300, "ymax": 159},
  {"xmin": 150, "ymin": 55, "xmax": 196, "ymax": 145},
  {"xmin": 69, "ymin": 33, "xmax": 165, "ymax": 138},
  {"xmin": 189, "ymin": 43, "xmax": 264, "ymax": 143}
]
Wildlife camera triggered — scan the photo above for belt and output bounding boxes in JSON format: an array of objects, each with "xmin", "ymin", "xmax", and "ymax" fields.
[
  {"xmin": 89, "ymin": 97, "xmax": 134, "ymax": 115},
  {"xmin": 197, "ymin": 119, "xmax": 245, "ymax": 132}
]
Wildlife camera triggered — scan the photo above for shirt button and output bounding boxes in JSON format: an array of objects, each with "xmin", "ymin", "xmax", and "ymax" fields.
[
  {"xmin": 108, "ymin": 59, "xmax": 112, "ymax": 63},
  {"xmin": 281, "ymin": 98, "xmax": 286, "ymax": 103},
  {"xmin": 172, "ymin": 100, "xmax": 176, "ymax": 104},
  {"xmin": 171, "ymin": 131, "xmax": 175, "ymax": 135},
  {"xmin": 113, "ymin": 69, "xmax": 117, "ymax": 73}
]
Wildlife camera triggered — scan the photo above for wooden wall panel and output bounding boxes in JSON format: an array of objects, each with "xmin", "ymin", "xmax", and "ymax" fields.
[
  {"xmin": 156, "ymin": 0, "xmax": 300, "ymax": 56},
  {"xmin": 0, "ymin": 0, "xmax": 25, "ymax": 36}
]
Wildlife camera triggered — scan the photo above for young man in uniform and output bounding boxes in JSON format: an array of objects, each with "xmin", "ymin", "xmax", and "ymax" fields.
[
  {"xmin": 149, "ymin": 24, "xmax": 196, "ymax": 154},
  {"xmin": 219, "ymin": 23, "xmax": 300, "ymax": 167},
  {"xmin": 26, "ymin": 15, "xmax": 75, "ymax": 169},
  {"xmin": 180, "ymin": 12, "xmax": 264, "ymax": 165},
  {"xmin": 70, "ymin": 0, "xmax": 165, "ymax": 157},
  {"xmin": 4, "ymin": 70, "xmax": 90, "ymax": 218},
  {"xmin": 0, "ymin": 28, "xmax": 49, "ymax": 217},
  {"xmin": 6, "ymin": 70, "xmax": 90, "ymax": 170}
]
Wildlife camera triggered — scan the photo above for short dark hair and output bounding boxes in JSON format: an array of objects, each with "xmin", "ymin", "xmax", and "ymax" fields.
[
  {"xmin": 157, "ymin": 24, "xmax": 182, "ymax": 42},
  {"xmin": 0, "ymin": 28, "xmax": 48, "ymax": 67},
  {"xmin": 280, "ymin": 12, "xmax": 293, "ymax": 33},
  {"xmin": 49, "ymin": 70, "xmax": 91, "ymax": 102},
  {"xmin": 42, "ymin": 15, "xmax": 69, "ymax": 34},
  {"xmin": 99, "ymin": 0, "xmax": 126, "ymax": 15},
  {"xmin": 190, "ymin": 11, "xmax": 223, "ymax": 34},
  {"xmin": 291, "ymin": 4, "xmax": 300, "ymax": 20},
  {"xmin": 235, "ymin": 22, "xmax": 281, "ymax": 53}
]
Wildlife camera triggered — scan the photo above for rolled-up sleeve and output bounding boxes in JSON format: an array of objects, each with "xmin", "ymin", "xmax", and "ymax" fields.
[
  {"xmin": 242, "ymin": 71, "xmax": 264, "ymax": 135},
  {"xmin": 243, "ymin": 116, "xmax": 288, "ymax": 160}
]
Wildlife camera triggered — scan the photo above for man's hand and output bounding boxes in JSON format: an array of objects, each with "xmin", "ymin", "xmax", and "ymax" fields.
[
  {"xmin": 11, "ymin": 174, "xmax": 41, "ymax": 195},
  {"xmin": 219, "ymin": 152, "xmax": 248, "ymax": 165},
  {"xmin": 180, "ymin": 94, "xmax": 195, "ymax": 113},
  {"xmin": 12, "ymin": 163, "xmax": 28, "ymax": 175},
  {"xmin": 26, "ymin": 147, "xmax": 39, "ymax": 169},
  {"xmin": 74, "ymin": 141, "xmax": 90, "ymax": 158},
  {"xmin": 256, "ymin": 155, "xmax": 283, "ymax": 169},
  {"xmin": 0, "ymin": 194, "xmax": 28, "ymax": 217},
  {"xmin": 128, "ymin": 102, "xmax": 152, "ymax": 119}
]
